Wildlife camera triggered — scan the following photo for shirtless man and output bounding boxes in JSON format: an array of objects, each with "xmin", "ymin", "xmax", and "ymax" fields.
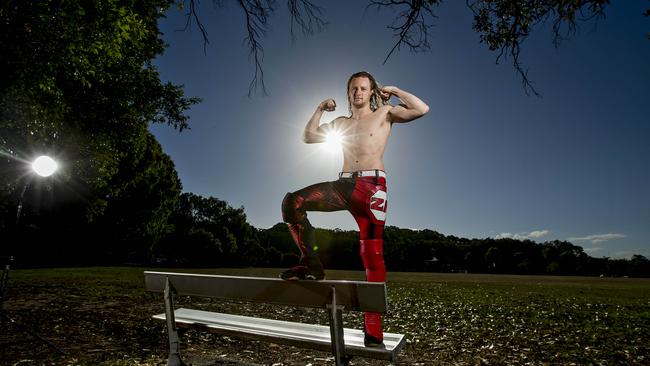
[{"xmin": 281, "ymin": 71, "xmax": 429, "ymax": 346}]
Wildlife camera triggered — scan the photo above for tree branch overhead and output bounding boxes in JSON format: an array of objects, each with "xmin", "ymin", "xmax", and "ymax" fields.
[
  {"xmin": 367, "ymin": 0, "xmax": 440, "ymax": 64},
  {"xmin": 179, "ymin": 1, "xmax": 643, "ymax": 96}
]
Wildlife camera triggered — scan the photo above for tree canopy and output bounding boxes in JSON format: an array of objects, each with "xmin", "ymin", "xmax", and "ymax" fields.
[{"xmin": 0, "ymin": 0, "xmax": 198, "ymax": 263}]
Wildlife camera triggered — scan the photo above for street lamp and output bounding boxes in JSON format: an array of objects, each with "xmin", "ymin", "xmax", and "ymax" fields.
[
  {"xmin": 16, "ymin": 155, "xmax": 59, "ymax": 223},
  {"xmin": 31, "ymin": 155, "xmax": 58, "ymax": 177},
  {"xmin": 1, "ymin": 154, "xmax": 65, "ymax": 355}
]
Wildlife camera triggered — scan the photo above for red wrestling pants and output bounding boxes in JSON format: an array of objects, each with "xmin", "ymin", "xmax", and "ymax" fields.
[{"xmin": 282, "ymin": 170, "xmax": 388, "ymax": 341}]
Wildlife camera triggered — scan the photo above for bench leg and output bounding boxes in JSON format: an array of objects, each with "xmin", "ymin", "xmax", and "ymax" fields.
[
  {"xmin": 164, "ymin": 278, "xmax": 187, "ymax": 366},
  {"xmin": 327, "ymin": 286, "xmax": 351, "ymax": 366}
]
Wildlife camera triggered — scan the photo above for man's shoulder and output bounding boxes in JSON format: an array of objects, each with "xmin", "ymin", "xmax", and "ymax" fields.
[
  {"xmin": 375, "ymin": 104, "xmax": 395, "ymax": 118},
  {"xmin": 331, "ymin": 115, "xmax": 349, "ymax": 125},
  {"xmin": 376, "ymin": 104, "xmax": 393, "ymax": 112},
  {"xmin": 374, "ymin": 104, "xmax": 395, "ymax": 124}
]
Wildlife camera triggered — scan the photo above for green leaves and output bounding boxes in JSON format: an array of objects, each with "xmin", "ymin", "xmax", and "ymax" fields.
[
  {"xmin": 153, "ymin": 193, "xmax": 257, "ymax": 265},
  {"xmin": 467, "ymin": 0, "xmax": 612, "ymax": 95},
  {"xmin": 0, "ymin": 0, "xmax": 197, "ymax": 263}
]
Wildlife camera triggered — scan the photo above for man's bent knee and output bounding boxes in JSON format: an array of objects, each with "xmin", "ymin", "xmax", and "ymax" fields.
[{"xmin": 282, "ymin": 192, "xmax": 306, "ymax": 224}]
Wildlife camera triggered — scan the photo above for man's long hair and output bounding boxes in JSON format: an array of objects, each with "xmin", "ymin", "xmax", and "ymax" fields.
[{"xmin": 347, "ymin": 71, "xmax": 388, "ymax": 114}]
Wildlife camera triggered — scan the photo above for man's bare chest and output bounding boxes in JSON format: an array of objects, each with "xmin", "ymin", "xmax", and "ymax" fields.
[{"xmin": 344, "ymin": 117, "xmax": 390, "ymax": 141}]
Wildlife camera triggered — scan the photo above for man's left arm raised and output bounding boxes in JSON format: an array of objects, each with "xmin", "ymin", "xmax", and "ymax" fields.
[{"xmin": 380, "ymin": 86, "xmax": 429, "ymax": 123}]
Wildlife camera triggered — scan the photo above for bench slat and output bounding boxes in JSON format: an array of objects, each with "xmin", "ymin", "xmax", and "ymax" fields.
[
  {"xmin": 144, "ymin": 271, "xmax": 387, "ymax": 313},
  {"xmin": 152, "ymin": 308, "xmax": 406, "ymax": 362}
]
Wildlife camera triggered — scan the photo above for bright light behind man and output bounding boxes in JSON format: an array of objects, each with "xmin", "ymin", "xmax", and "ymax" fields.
[
  {"xmin": 32, "ymin": 155, "xmax": 58, "ymax": 177},
  {"xmin": 323, "ymin": 128, "xmax": 344, "ymax": 153}
]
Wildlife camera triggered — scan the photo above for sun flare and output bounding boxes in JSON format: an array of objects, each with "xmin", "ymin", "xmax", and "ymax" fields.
[{"xmin": 323, "ymin": 129, "xmax": 344, "ymax": 153}]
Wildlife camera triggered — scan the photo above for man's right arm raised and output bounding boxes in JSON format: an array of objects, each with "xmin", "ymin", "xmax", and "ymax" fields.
[{"xmin": 303, "ymin": 98, "xmax": 337, "ymax": 144}]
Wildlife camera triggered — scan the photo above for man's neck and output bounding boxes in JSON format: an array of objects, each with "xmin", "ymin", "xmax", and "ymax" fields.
[{"xmin": 350, "ymin": 106, "xmax": 373, "ymax": 120}]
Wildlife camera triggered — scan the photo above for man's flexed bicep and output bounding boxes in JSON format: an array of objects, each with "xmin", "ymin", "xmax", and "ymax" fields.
[
  {"xmin": 380, "ymin": 86, "xmax": 429, "ymax": 124},
  {"xmin": 303, "ymin": 98, "xmax": 339, "ymax": 143},
  {"xmin": 387, "ymin": 103, "xmax": 427, "ymax": 123}
]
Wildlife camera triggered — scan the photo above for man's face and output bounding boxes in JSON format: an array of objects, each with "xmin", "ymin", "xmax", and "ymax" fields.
[{"xmin": 348, "ymin": 77, "xmax": 372, "ymax": 109}]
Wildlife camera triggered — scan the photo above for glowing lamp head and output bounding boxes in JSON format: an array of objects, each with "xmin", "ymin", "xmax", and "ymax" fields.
[{"xmin": 32, "ymin": 155, "xmax": 58, "ymax": 177}]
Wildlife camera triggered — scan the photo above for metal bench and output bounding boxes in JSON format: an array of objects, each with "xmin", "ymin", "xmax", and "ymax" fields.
[{"xmin": 144, "ymin": 271, "xmax": 405, "ymax": 366}]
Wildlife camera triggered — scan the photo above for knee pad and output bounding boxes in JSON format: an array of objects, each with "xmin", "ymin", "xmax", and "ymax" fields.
[
  {"xmin": 360, "ymin": 239, "xmax": 385, "ymax": 282},
  {"xmin": 282, "ymin": 192, "xmax": 305, "ymax": 223}
]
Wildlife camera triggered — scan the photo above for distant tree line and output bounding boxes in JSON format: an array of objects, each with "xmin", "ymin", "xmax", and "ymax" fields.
[
  {"xmin": 3, "ymin": 187, "xmax": 649, "ymax": 277},
  {"xmin": 2, "ymin": 1, "xmax": 648, "ymax": 277}
]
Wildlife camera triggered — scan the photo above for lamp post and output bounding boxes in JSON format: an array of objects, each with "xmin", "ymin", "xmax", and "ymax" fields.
[
  {"xmin": 1, "ymin": 155, "xmax": 65, "ymax": 355},
  {"xmin": 15, "ymin": 155, "xmax": 59, "ymax": 224}
]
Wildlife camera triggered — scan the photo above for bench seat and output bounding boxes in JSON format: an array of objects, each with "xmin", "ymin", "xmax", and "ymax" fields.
[{"xmin": 153, "ymin": 308, "xmax": 405, "ymax": 361}]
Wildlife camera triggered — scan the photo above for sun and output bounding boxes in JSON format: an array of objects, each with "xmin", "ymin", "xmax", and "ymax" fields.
[{"xmin": 323, "ymin": 129, "xmax": 344, "ymax": 153}]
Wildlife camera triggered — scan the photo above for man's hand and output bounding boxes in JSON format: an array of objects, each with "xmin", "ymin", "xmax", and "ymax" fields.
[
  {"xmin": 379, "ymin": 86, "xmax": 397, "ymax": 102},
  {"xmin": 320, "ymin": 98, "xmax": 336, "ymax": 112}
]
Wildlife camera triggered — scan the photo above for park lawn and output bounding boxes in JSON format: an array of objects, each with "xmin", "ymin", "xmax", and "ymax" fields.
[{"xmin": 1, "ymin": 267, "xmax": 648, "ymax": 365}]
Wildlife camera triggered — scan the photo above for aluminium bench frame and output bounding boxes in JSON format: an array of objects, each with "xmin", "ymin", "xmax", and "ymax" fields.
[{"xmin": 144, "ymin": 271, "xmax": 405, "ymax": 366}]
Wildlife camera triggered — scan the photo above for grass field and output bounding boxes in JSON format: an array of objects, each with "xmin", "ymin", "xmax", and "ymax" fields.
[{"xmin": 1, "ymin": 267, "xmax": 649, "ymax": 365}]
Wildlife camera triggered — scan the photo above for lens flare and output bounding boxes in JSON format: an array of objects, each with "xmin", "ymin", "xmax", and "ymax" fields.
[{"xmin": 324, "ymin": 129, "xmax": 344, "ymax": 153}]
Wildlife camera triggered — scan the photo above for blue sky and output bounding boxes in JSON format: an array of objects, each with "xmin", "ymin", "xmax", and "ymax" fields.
[{"xmin": 151, "ymin": 1, "xmax": 650, "ymax": 259}]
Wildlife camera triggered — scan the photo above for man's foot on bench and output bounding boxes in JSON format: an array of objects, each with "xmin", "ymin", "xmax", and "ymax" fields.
[
  {"xmin": 279, "ymin": 265, "xmax": 325, "ymax": 281},
  {"xmin": 364, "ymin": 332, "xmax": 385, "ymax": 348}
]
